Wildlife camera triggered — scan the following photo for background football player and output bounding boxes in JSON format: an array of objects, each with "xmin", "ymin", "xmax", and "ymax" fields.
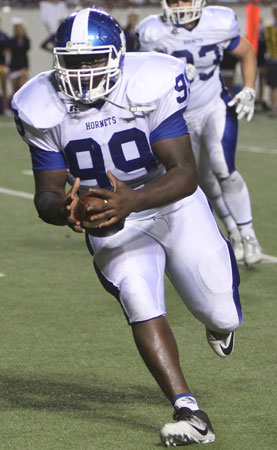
[
  {"xmin": 12, "ymin": 8, "xmax": 242, "ymax": 447},
  {"xmin": 135, "ymin": 0, "xmax": 262, "ymax": 267}
]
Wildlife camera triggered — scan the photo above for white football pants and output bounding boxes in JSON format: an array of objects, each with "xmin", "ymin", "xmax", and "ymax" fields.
[{"xmin": 86, "ymin": 187, "xmax": 241, "ymax": 332}]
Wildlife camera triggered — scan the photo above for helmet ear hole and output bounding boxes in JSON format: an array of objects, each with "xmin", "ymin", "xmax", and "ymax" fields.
[{"xmin": 53, "ymin": 8, "xmax": 126, "ymax": 104}]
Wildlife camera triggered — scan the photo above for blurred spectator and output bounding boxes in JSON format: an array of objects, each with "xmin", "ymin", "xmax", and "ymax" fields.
[
  {"xmin": 0, "ymin": 1, "xmax": 37, "ymax": 7},
  {"xmin": 220, "ymin": 51, "xmax": 238, "ymax": 95},
  {"xmin": 123, "ymin": 9, "xmax": 140, "ymax": 51},
  {"xmin": 9, "ymin": 18, "xmax": 30, "ymax": 95},
  {"xmin": 265, "ymin": 3, "xmax": 277, "ymax": 117},
  {"xmin": 39, "ymin": 0, "xmax": 68, "ymax": 35},
  {"xmin": 0, "ymin": 15, "xmax": 10, "ymax": 115},
  {"xmin": 255, "ymin": 19, "xmax": 268, "ymax": 112}
]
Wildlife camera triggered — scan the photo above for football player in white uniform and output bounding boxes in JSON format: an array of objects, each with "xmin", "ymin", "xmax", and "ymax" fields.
[
  {"xmin": 39, "ymin": 0, "xmax": 68, "ymax": 34},
  {"xmin": 135, "ymin": 0, "xmax": 262, "ymax": 267},
  {"xmin": 12, "ymin": 8, "xmax": 242, "ymax": 447}
]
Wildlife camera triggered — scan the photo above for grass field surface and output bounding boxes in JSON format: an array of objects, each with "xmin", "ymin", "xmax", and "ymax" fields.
[{"xmin": 0, "ymin": 112, "xmax": 276, "ymax": 450}]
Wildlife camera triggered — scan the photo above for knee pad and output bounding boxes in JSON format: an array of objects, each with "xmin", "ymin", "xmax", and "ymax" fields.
[
  {"xmin": 120, "ymin": 276, "xmax": 165, "ymax": 324},
  {"xmin": 206, "ymin": 298, "xmax": 241, "ymax": 332}
]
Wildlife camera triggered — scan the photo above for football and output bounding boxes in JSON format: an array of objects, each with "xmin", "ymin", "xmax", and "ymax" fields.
[{"xmin": 75, "ymin": 192, "xmax": 125, "ymax": 237}]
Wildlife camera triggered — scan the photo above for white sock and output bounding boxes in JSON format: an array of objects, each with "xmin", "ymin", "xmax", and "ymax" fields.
[
  {"xmin": 238, "ymin": 223, "xmax": 257, "ymax": 240},
  {"xmin": 172, "ymin": 393, "xmax": 199, "ymax": 411}
]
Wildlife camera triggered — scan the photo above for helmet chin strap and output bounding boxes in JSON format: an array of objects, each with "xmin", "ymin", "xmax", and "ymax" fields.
[{"xmin": 102, "ymin": 95, "xmax": 156, "ymax": 113}]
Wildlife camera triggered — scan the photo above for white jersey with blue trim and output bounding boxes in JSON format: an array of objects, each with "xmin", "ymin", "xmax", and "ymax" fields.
[
  {"xmin": 136, "ymin": 6, "xmax": 240, "ymax": 115},
  {"xmin": 12, "ymin": 52, "xmax": 189, "ymax": 194}
]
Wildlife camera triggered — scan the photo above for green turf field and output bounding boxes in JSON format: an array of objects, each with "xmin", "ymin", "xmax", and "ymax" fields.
[{"xmin": 0, "ymin": 113, "xmax": 276, "ymax": 450}]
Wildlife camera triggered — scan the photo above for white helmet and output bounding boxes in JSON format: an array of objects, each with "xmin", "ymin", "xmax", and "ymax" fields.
[
  {"xmin": 161, "ymin": 0, "xmax": 206, "ymax": 26},
  {"xmin": 53, "ymin": 8, "xmax": 126, "ymax": 104}
]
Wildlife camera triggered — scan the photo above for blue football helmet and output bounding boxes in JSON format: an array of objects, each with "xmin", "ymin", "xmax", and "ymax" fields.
[
  {"xmin": 161, "ymin": 0, "xmax": 206, "ymax": 26},
  {"xmin": 53, "ymin": 8, "xmax": 126, "ymax": 104}
]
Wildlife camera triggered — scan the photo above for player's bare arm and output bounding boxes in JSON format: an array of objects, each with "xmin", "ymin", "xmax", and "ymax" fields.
[
  {"xmin": 87, "ymin": 134, "xmax": 198, "ymax": 228},
  {"xmin": 230, "ymin": 36, "xmax": 257, "ymax": 89}
]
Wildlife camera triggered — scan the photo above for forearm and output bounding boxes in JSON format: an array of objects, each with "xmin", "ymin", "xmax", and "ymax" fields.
[
  {"xmin": 232, "ymin": 37, "xmax": 257, "ymax": 89},
  {"xmin": 34, "ymin": 191, "xmax": 68, "ymax": 225},
  {"xmin": 240, "ymin": 55, "xmax": 257, "ymax": 89},
  {"xmin": 131, "ymin": 135, "xmax": 198, "ymax": 212},
  {"xmin": 88, "ymin": 136, "xmax": 198, "ymax": 222},
  {"xmin": 131, "ymin": 166, "xmax": 198, "ymax": 213}
]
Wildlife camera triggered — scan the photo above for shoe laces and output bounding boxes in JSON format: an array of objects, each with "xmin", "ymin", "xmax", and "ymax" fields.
[
  {"xmin": 173, "ymin": 407, "xmax": 214, "ymax": 433},
  {"xmin": 173, "ymin": 407, "xmax": 193, "ymax": 421}
]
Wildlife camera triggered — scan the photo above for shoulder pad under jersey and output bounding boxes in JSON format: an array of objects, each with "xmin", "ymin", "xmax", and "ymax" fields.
[
  {"xmin": 124, "ymin": 52, "xmax": 185, "ymax": 107},
  {"xmin": 202, "ymin": 6, "xmax": 240, "ymax": 38},
  {"xmin": 11, "ymin": 71, "xmax": 67, "ymax": 129},
  {"xmin": 135, "ymin": 14, "xmax": 167, "ymax": 44}
]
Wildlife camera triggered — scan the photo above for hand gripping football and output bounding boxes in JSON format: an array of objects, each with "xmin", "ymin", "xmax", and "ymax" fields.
[{"xmin": 75, "ymin": 192, "xmax": 125, "ymax": 237}]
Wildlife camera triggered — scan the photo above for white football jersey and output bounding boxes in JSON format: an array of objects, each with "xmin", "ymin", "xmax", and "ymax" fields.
[
  {"xmin": 12, "ymin": 52, "xmax": 190, "ymax": 194},
  {"xmin": 136, "ymin": 6, "xmax": 240, "ymax": 114}
]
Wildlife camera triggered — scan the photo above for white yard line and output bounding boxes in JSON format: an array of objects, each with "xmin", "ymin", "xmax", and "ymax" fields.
[
  {"xmin": 238, "ymin": 146, "xmax": 277, "ymax": 155},
  {"xmin": 0, "ymin": 187, "xmax": 33, "ymax": 199},
  {"xmin": 260, "ymin": 254, "xmax": 277, "ymax": 264}
]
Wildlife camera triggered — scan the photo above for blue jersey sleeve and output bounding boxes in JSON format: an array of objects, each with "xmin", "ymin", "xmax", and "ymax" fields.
[
  {"xmin": 226, "ymin": 36, "xmax": 240, "ymax": 52},
  {"xmin": 149, "ymin": 109, "xmax": 189, "ymax": 145},
  {"xmin": 30, "ymin": 146, "xmax": 67, "ymax": 171}
]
